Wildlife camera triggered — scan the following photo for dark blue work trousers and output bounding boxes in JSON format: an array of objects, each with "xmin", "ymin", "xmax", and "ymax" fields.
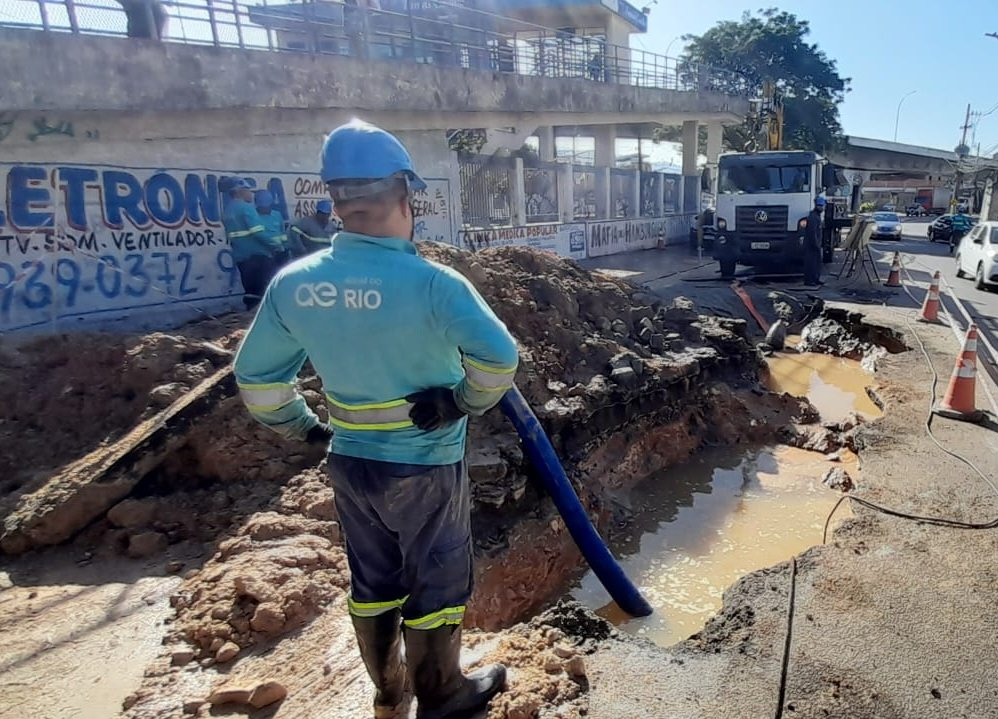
[{"xmin": 329, "ymin": 454, "xmax": 473, "ymax": 630}]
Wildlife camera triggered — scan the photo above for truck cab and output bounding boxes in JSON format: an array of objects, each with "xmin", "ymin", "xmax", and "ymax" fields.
[{"xmin": 712, "ymin": 151, "xmax": 825, "ymax": 277}]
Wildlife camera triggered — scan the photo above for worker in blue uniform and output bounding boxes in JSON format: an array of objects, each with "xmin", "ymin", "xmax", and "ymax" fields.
[
  {"xmin": 254, "ymin": 189, "xmax": 292, "ymax": 266},
  {"xmin": 289, "ymin": 199, "xmax": 338, "ymax": 256},
  {"xmin": 803, "ymin": 196, "xmax": 825, "ymax": 286},
  {"xmin": 233, "ymin": 120, "xmax": 518, "ymax": 719},
  {"xmin": 223, "ymin": 178, "xmax": 286, "ymax": 309}
]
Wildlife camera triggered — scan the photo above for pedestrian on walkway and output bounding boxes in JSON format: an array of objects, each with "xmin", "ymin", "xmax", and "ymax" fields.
[
  {"xmin": 223, "ymin": 179, "xmax": 285, "ymax": 310},
  {"xmin": 233, "ymin": 120, "xmax": 518, "ymax": 719},
  {"xmin": 803, "ymin": 196, "xmax": 825, "ymax": 286}
]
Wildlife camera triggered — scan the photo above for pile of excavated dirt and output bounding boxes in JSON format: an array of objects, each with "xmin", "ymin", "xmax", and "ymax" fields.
[
  {"xmin": 167, "ymin": 469, "xmax": 346, "ymax": 662},
  {"xmin": 0, "ymin": 321, "xmax": 240, "ymax": 496}
]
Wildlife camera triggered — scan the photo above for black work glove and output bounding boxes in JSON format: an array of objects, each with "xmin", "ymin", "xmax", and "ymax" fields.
[
  {"xmin": 305, "ymin": 422, "xmax": 334, "ymax": 446},
  {"xmin": 406, "ymin": 387, "xmax": 466, "ymax": 431}
]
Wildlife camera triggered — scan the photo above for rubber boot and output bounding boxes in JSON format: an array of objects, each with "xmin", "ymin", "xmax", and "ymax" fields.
[
  {"xmin": 352, "ymin": 611, "xmax": 409, "ymax": 719},
  {"xmin": 404, "ymin": 624, "xmax": 506, "ymax": 719}
]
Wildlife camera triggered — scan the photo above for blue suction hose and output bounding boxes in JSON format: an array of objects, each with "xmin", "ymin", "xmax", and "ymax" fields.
[{"xmin": 499, "ymin": 385, "xmax": 653, "ymax": 618}]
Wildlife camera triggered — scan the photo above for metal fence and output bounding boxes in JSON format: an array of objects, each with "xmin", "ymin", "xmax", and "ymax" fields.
[
  {"xmin": 523, "ymin": 164, "xmax": 559, "ymax": 224},
  {"xmin": 1, "ymin": 0, "xmax": 750, "ymax": 96},
  {"xmin": 610, "ymin": 168, "xmax": 636, "ymax": 218},
  {"xmin": 572, "ymin": 168, "xmax": 597, "ymax": 220},
  {"xmin": 459, "ymin": 155, "xmax": 514, "ymax": 228}
]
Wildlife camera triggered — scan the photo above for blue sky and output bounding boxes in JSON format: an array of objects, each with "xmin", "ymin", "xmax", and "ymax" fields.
[{"xmin": 635, "ymin": 0, "xmax": 998, "ymax": 155}]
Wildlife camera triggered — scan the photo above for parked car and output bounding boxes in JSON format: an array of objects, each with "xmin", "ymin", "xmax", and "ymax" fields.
[
  {"xmin": 954, "ymin": 222, "xmax": 998, "ymax": 290},
  {"xmin": 881, "ymin": 204, "xmax": 896, "ymax": 212},
  {"xmin": 870, "ymin": 211, "xmax": 903, "ymax": 240},
  {"xmin": 906, "ymin": 204, "xmax": 928, "ymax": 217}
]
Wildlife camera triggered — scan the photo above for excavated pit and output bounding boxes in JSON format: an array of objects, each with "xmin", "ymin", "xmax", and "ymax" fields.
[
  {"xmin": 564, "ymin": 308, "xmax": 906, "ymax": 651},
  {"xmin": 0, "ymin": 248, "xmax": 907, "ymax": 719}
]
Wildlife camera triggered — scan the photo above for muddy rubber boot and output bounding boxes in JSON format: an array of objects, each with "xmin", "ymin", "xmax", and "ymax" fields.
[
  {"xmin": 404, "ymin": 624, "xmax": 506, "ymax": 719},
  {"xmin": 352, "ymin": 611, "xmax": 410, "ymax": 719}
]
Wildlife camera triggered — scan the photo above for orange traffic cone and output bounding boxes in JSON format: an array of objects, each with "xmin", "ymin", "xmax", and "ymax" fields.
[
  {"xmin": 918, "ymin": 271, "xmax": 941, "ymax": 323},
  {"xmin": 884, "ymin": 252, "xmax": 902, "ymax": 287},
  {"xmin": 935, "ymin": 324, "xmax": 984, "ymax": 422}
]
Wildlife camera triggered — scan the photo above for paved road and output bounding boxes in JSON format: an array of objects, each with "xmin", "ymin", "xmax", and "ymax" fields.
[{"xmin": 880, "ymin": 217, "xmax": 998, "ymax": 347}]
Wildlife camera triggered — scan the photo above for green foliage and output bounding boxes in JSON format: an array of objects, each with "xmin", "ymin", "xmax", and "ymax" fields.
[
  {"xmin": 859, "ymin": 201, "xmax": 876, "ymax": 213},
  {"xmin": 682, "ymin": 9, "xmax": 850, "ymax": 153},
  {"xmin": 447, "ymin": 129, "xmax": 488, "ymax": 156}
]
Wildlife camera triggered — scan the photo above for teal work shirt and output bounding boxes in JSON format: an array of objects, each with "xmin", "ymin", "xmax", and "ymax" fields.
[
  {"xmin": 259, "ymin": 210, "xmax": 289, "ymax": 249},
  {"xmin": 224, "ymin": 199, "xmax": 283, "ymax": 262},
  {"xmin": 233, "ymin": 233, "xmax": 520, "ymax": 465}
]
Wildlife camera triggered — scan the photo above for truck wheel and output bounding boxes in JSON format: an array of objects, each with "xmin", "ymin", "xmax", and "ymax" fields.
[{"xmin": 720, "ymin": 260, "xmax": 736, "ymax": 278}]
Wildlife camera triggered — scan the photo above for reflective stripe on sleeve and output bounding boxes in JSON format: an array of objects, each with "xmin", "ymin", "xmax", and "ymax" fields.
[
  {"xmin": 291, "ymin": 226, "xmax": 332, "ymax": 244},
  {"xmin": 348, "ymin": 594, "xmax": 409, "ymax": 617},
  {"xmin": 326, "ymin": 395, "xmax": 414, "ymax": 430},
  {"xmin": 403, "ymin": 605, "xmax": 466, "ymax": 630},
  {"xmin": 462, "ymin": 356, "xmax": 516, "ymax": 392},
  {"xmin": 229, "ymin": 225, "xmax": 265, "ymax": 239},
  {"xmin": 239, "ymin": 382, "xmax": 297, "ymax": 411}
]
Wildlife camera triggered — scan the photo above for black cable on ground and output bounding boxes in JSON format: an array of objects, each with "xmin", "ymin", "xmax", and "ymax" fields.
[
  {"xmin": 776, "ymin": 276, "xmax": 998, "ymax": 717},
  {"xmin": 773, "ymin": 556, "xmax": 797, "ymax": 719}
]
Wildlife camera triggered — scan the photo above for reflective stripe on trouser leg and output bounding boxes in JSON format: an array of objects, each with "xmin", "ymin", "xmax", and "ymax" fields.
[
  {"xmin": 348, "ymin": 594, "xmax": 409, "ymax": 618},
  {"xmin": 327, "ymin": 455, "xmax": 473, "ymax": 632},
  {"xmin": 403, "ymin": 605, "xmax": 466, "ymax": 630}
]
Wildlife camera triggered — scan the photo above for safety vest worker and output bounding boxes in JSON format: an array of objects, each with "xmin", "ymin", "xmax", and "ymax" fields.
[
  {"xmin": 254, "ymin": 189, "xmax": 292, "ymax": 265},
  {"xmin": 233, "ymin": 120, "xmax": 517, "ymax": 719},
  {"xmin": 289, "ymin": 199, "xmax": 338, "ymax": 256},
  {"xmin": 223, "ymin": 178, "xmax": 285, "ymax": 309}
]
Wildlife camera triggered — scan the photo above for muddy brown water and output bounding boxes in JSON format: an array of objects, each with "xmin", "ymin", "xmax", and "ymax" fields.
[{"xmin": 570, "ymin": 352, "xmax": 877, "ymax": 647}]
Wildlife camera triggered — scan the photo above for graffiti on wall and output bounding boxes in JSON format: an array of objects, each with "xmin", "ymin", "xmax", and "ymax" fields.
[
  {"xmin": 461, "ymin": 223, "xmax": 586, "ymax": 260},
  {"xmin": 0, "ymin": 163, "xmax": 455, "ymax": 333},
  {"xmin": 410, "ymin": 183, "xmax": 451, "ymax": 243},
  {"xmin": 586, "ymin": 218, "xmax": 668, "ymax": 258}
]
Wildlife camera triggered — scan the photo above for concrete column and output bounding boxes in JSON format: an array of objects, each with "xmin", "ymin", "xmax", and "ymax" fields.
[
  {"xmin": 677, "ymin": 175, "xmax": 686, "ymax": 214},
  {"xmin": 558, "ymin": 162, "xmax": 574, "ymax": 224},
  {"xmin": 682, "ymin": 120, "xmax": 699, "ymax": 177},
  {"xmin": 595, "ymin": 167, "xmax": 611, "ymax": 220},
  {"xmin": 512, "ymin": 157, "xmax": 527, "ymax": 226},
  {"xmin": 706, "ymin": 121, "xmax": 723, "ymax": 164},
  {"xmin": 653, "ymin": 173, "xmax": 664, "ymax": 217},
  {"xmin": 594, "ymin": 125, "xmax": 617, "ymax": 168},
  {"xmin": 537, "ymin": 126, "xmax": 556, "ymax": 163},
  {"xmin": 631, "ymin": 169, "xmax": 641, "ymax": 218}
]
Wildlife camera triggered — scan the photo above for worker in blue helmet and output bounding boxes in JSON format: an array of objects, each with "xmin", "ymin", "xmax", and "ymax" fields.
[
  {"xmin": 233, "ymin": 120, "xmax": 516, "ymax": 719},
  {"xmin": 223, "ymin": 179, "xmax": 286, "ymax": 309},
  {"xmin": 289, "ymin": 198, "xmax": 339, "ymax": 256},
  {"xmin": 254, "ymin": 190, "xmax": 292, "ymax": 265},
  {"xmin": 803, "ymin": 195, "xmax": 826, "ymax": 286}
]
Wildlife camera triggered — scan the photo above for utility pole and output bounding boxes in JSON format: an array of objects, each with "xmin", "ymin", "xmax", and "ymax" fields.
[{"xmin": 953, "ymin": 103, "xmax": 972, "ymax": 211}]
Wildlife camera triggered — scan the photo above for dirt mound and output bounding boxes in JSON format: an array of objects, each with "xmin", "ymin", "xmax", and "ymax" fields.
[
  {"xmin": 169, "ymin": 494, "xmax": 347, "ymax": 661},
  {"xmin": 0, "ymin": 318, "xmax": 242, "ymax": 496}
]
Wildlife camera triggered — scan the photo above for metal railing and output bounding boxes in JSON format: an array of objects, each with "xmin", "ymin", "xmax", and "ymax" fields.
[{"xmin": 1, "ymin": 0, "xmax": 750, "ymax": 95}]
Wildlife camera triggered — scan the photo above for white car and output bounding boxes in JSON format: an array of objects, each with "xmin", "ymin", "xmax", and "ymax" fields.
[
  {"xmin": 955, "ymin": 221, "xmax": 998, "ymax": 290},
  {"xmin": 870, "ymin": 211, "xmax": 903, "ymax": 240}
]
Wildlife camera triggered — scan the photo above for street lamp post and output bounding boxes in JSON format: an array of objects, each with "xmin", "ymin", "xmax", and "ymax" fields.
[{"xmin": 893, "ymin": 90, "xmax": 916, "ymax": 143}]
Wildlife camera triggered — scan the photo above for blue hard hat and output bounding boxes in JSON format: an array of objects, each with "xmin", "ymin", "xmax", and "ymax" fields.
[
  {"xmin": 319, "ymin": 120, "xmax": 426, "ymax": 192},
  {"xmin": 815, "ymin": 196, "xmax": 827, "ymax": 207},
  {"xmin": 229, "ymin": 177, "xmax": 252, "ymax": 191},
  {"xmin": 254, "ymin": 189, "xmax": 274, "ymax": 208},
  {"xmin": 316, "ymin": 199, "xmax": 332, "ymax": 214}
]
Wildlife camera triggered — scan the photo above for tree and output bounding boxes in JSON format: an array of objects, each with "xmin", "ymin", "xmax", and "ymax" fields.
[{"xmin": 681, "ymin": 9, "xmax": 849, "ymax": 153}]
